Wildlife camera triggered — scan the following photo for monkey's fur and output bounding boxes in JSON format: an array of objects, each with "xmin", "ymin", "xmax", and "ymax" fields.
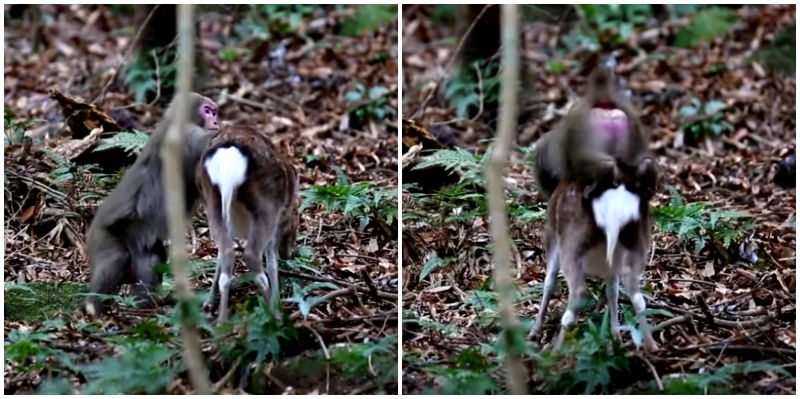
[
  {"xmin": 82, "ymin": 93, "xmax": 219, "ymax": 316},
  {"xmin": 197, "ymin": 126, "xmax": 299, "ymax": 322},
  {"xmin": 534, "ymin": 66, "xmax": 656, "ymax": 200}
]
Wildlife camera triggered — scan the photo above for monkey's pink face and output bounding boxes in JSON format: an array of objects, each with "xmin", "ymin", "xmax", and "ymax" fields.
[
  {"xmin": 201, "ymin": 103, "xmax": 220, "ymax": 131},
  {"xmin": 588, "ymin": 106, "xmax": 629, "ymax": 138}
]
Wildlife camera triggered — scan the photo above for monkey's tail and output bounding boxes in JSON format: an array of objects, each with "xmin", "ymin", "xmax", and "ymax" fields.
[
  {"xmin": 590, "ymin": 185, "xmax": 641, "ymax": 267},
  {"xmin": 204, "ymin": 146, "xmax": 248, "ymax": 233}
]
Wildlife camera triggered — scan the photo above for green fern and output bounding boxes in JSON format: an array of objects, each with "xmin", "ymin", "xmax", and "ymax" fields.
[
  {"xmin": 94, "ymin": 131, "xmax": 149, "ymax": 155},
  {"xmin": 653, "ymin": 187, "xmax": 753, "ymax": 252},
  {"xmin": 412, "ymin": 148, "xmax": 485, "ymax": 185},
  {"xmin": 4, "ymin": 110, "xmax": 45, "ymax": 145},
  {"xmin": 301, "ymin": 167, "xmax": 396, "ymax": 230}
]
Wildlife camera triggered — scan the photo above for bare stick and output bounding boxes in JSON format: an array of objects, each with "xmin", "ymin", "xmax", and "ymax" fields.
[
  {"xmin": 162, "ymin": 4, "xmax": 210, "ymax": 394},
  {"xmin": 485, "ymin": 5, "xmax": 528, "ymax": 394},
  {"xmin": 94, "ymin": 5, "xmax": 160, "ymax": 104},
  {"xmin": 409, "ymin": 5, "xmax": 492, "ymax": 120}
]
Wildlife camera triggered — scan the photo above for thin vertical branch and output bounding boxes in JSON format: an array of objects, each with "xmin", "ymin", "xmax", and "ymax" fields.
[
  {"xmin": 161, "ymin": 4, "xmax": 211, "ymax": 394},
  {"xmin": 485, "ymin": 4, "xmax": 528, "ymax": 395}
]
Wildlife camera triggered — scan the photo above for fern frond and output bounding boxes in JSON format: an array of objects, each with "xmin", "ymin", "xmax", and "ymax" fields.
[{"xmin": 94, "ymin": 131, "xmax": 149, "ymax": 155}]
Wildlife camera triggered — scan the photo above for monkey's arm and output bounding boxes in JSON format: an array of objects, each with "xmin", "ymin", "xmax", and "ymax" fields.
[{"xmin": 532, "ymin": 133, "xmax": 562, "ymax": 199}]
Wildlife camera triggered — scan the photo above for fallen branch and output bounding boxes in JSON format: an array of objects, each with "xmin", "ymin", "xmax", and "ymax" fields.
[
  {"xmin": 282, "ymin": 270, "xmax": 397, "ymax": 300},
  {"xmin": 289, "ymin": 286, "xmax": 357, "ymax": 320}
]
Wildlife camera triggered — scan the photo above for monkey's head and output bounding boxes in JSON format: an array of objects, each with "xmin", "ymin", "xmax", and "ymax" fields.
[
  {"xmin": 582, "ymin": 66, "xmax": 635, "ymax": 142},
  {"xmin": 189, "ymin": 93, "xmax": 220, "ymax": 132}
]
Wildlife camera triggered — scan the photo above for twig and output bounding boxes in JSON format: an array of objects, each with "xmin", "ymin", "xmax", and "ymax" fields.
[
  {"xmin": 149, "ymin": 49, "xmax": 162, "ymax": 105},
  {"xmin": 93, "ymin": 5, "xmax": 161, "ymax": 104},
  {"xmin": 212, "ymin": 356, "xmax": 241, "ymax": 392},
  {"xmin": 485, "ymin": 5, "xmax": 528, "ymax": 395},
  {"xmin": 653, "ymin": 310, "xmax": 773, "ymax": 332},
  {"xmin": 409, "ymin": 4, "xmax": 494, "ymax": 119},
  {"xmin": 289, "ymin": 286, "xmax": 357, "ymax": 320},
  {"xmin": 667, "ymin": 278, "xmax": 717, "ymax": 287},
  {"xmin": 340, "ymin": 254, "xmax": 381, "ymax": 262},
  {"xmin": 431, "ymin": 61, "xmax": 486, "ymax": 126},
  {"xmin": 227, "ymin": 94, "xmax": 268, "ymax": 111},
  {"xmin": 304, "ymin": 324, "xmax": 330, "ymax": 360},
  {"xmin": 637, "ymin": 354, "xmax": 663, "ymax": 391},
  {"xmin": 360, "ymin": 269, "xmax": 380, "ymax": 300},
  {"xmin": 675, "ymin": 344, "xmax": 795, "ymax": 355},
  {"xmin": 282, "ymin": 270, "xmax": 397, "ymax": 300},
  {"xmin": 6, "ymin": 170, "xmax": 67, "ymax": 202},
  {"xmin": 163, "ymin": 5, "xmax": 210, "ymax": 394}
]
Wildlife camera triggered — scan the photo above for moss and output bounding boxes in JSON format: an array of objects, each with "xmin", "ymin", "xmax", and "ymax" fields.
[
  {"xmin": 268, "ymin": 345, "xmax": 397, "ymax": 394},
  {"xmin": 4, "ymin": 281, "xmax": 86, "ymax": 321}
]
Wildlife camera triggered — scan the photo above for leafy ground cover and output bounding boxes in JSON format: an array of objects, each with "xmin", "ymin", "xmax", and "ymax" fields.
[
  {"xmin": 4, "ymin": 5, "xmax": 398, "ymax": 394},
  {"xmin": 402, "ymin": 4, "xmax": 795, "ymax": 394}
]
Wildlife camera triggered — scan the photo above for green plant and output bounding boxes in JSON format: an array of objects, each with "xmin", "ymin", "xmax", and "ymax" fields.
[
  {"xmin": 545, "ymin": 60, "xmax": 570, "ymax": 75},
  {"xmin": 234, "ymin": 4, "xmax": 320, "ymax": 40},
  {"xmin": 282, "ymin": 245, "xmax": 321, "ymax": 273},
  {"xmin": 618, "ymin": 307, "xmax": 673, "ymax": 349},
  {"xmin": 301, "ymin": 168, "xmax": 397, "ymax": 230},
  {"xmin": 460, "ymin": 286, "xmax": 542, "ymax": 328},
  {"xmin": 680, "ymin": 98, "xmax": 733, "ymax": 140},
  {"xmin": 412, "ymin": 148, "xmax": 486, "ymax": 186},
  {"xmin": 329, "ymin": 334, "xmax": 397, "ymax": 388},
  {"xmin": 79, "ymin": 341, "xmax": 178, "ymax": 394},
  {"xmin": 123, "ymin": 47, "xmax": 177, "ymax": 103},
  {"xmin": 4, "ymin": 328, "xmax": 76, "ymax": 373},
  {"xmin": 419, "ymin": 255, "xmax": 457, "ymax": 281},
  {"xmin": 403, "ymin": 310, "xmax": 464, "ymax": 337},
  {"xmin": 674, "ymin": 7, "xmax": 739, "ymax": 48},
  {"xmin": 431, "ymin": 5, "xmax": 457, "ymax": 24},
  {"xmin": 642, "ymin": 361, "xmax": 792, "ymax": 394},
  {"xmin": 405, "ymin": 180, "xmax": 486, "ymax": 226},
  {"xmin": 753, "ymin": 22, "xmax": 795, "ymax": 76},
  {"xmin": 285, "ymin": 281, "xmax": 339, "ymax": 319},
  {"xmin": 214, "ymin": 296, "xmax": 297, "ymax": 387},
  {"xmin": 653, "ymin": 187, "xmax": 753, "ymax": 253},
  {"xmin": 44, "ymin": 150, "xmax": 115, "ymax": 201},
  {"xmin": 340, "ymin": 5, "xmax": 397, "ymax": 36},
  {"xmin": 424, "ymin": 348, "xmax": 499, "ymax": 394},
  {"xmin": 444, "ymin": 59, "xmax": 502, "ymax": 119},
  {"xmin": 536, "ymin": 311, "xmax": 630, "ymax": 394},
  {"xmin": 580, "ymin": 4, "xmax": 651, "ymax": 36},
  {"xmin": 218, "ymin": 47, "xmax": 250, "ymax": 62},
  {"xmin": 4, "ymin": 109, "xmax": 44, "ymax": 145},
  {"xmin": 345, "ymin": 83, "xmax": 395, "ymax": 125},
  {"xmin": 563, "ymin": 5, "xmax": 652, "ymax": 50},
  {"xmin": 94, "ymin": 130, "xmax": 150, "ymax": 155}
]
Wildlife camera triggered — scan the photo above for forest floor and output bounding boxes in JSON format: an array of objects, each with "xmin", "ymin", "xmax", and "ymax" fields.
[
  {"xmin": 4, "ymin": 5, "xmax": 397, "ymax": 394},
  {"xmin": 401, "ymin": 5, "xmax": 795, "ymax": 394}
]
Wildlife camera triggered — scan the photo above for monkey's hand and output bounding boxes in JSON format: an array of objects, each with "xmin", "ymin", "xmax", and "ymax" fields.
[{"xmin": 583, "ymin": 158, "xmax": 620, "ymax": 198}]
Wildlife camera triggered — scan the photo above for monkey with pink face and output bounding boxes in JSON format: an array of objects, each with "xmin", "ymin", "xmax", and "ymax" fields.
[
  {"xmin": 82, "ymin": 92, "xmax": 220, "ymax": 316},
  {"xmin": 533, "ymin": 65, "xmax": 657, "ymax": 200}
]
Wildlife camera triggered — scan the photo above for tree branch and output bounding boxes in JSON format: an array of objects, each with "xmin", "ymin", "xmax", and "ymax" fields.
[
  {"xmin": 485, "ymin": 4, "xmax": 528, "ymax": 395},
  {"xmin": 161, "ymin": 4, "xmax": 210, "ymax": 394}
]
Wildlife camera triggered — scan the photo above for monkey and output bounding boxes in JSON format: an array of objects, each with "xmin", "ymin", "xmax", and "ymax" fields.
[
  {"xmin": 196, "ymin": 126, "xmax": 299, "ymax": 322},
  {"xmin": 82, "ymin": 92, "xmax": 220, "ymax": 316},
  {"xmin": 531, "ymin": 169, "xmax": 658, "ymax": 351},
  {"xmin": 533, "ymin": 65, "xmax": 657, "ymax": 200}
]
